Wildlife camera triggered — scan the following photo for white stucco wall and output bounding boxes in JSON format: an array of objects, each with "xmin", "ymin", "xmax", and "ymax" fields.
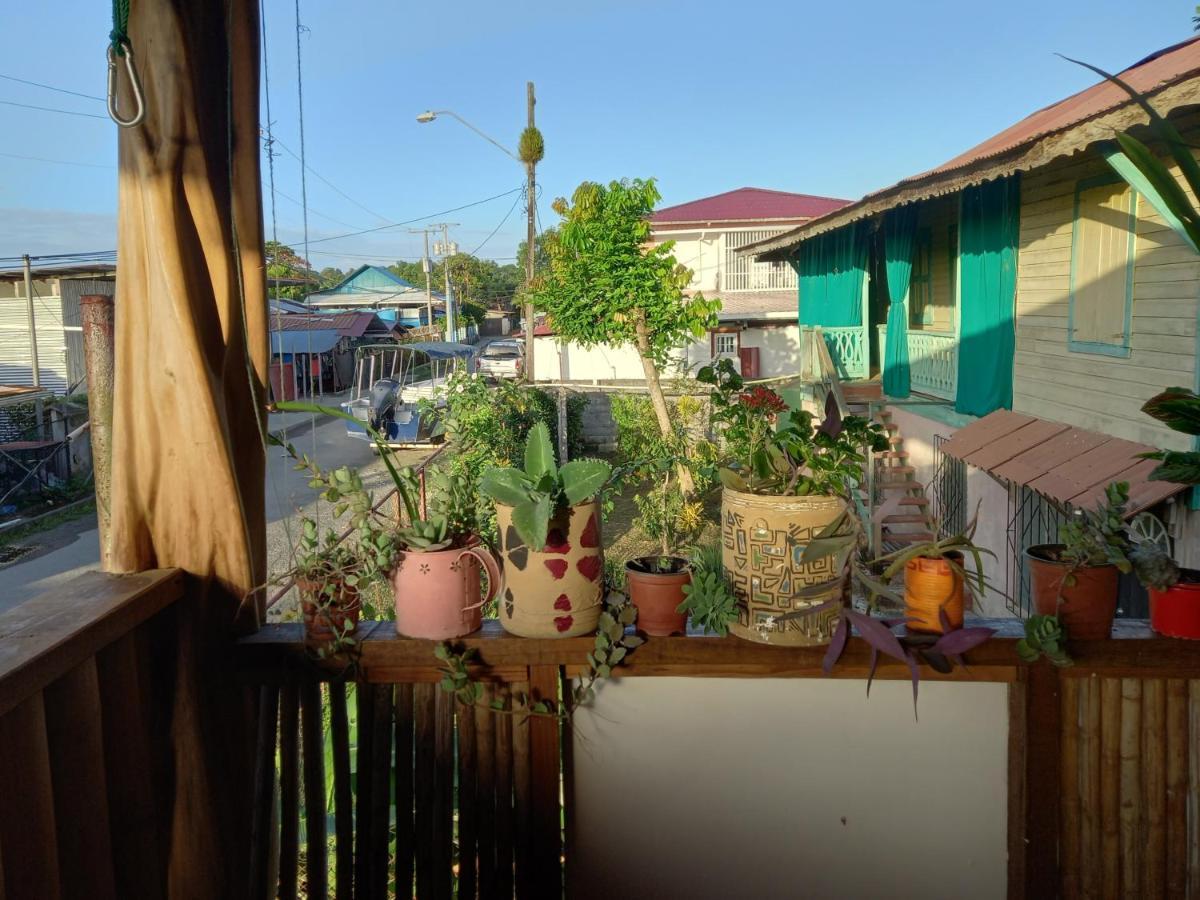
[
  {"xmin": 653, "ymin": 229, "xmax": 722, "ymax": 292},
  {"xmin": 569, "ymin": 677, "xmax": 1009, "ymax": 900},
  {"xmin": 887, "ymin": 406, "xmax": 1011, "ymax": 618},
  {"xmin": 739, "ymin": 323, "xmax": 803, "ymax": 379}
]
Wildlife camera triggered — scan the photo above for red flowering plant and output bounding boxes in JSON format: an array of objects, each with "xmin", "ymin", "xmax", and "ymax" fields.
[{"xmin": 697, "ymin": 358, "xmax": 888, "ymax": 499}]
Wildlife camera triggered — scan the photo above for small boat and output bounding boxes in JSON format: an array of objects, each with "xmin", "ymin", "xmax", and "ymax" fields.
[{"xmin": 341, "ymin": 342, "xmax": 476, "ymax": 447}]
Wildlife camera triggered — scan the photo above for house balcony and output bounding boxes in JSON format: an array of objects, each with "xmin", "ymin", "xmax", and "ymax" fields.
[
  {"xmin": 877, "ymin": 324, "xmax": 958, "ymax": 400},
  {"xmin": 3, "ymin": 569, "xmax": 1199, "ymax": 898}
]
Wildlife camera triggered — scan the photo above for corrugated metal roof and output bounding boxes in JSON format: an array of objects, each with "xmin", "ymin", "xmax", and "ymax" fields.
[
  {"xmin": 651, "ymin": 187, "xmax": 850, "ymax": 224},
  {"xmin": 714, "ymin": 291, "xmax": 797, "ymax": 319},
  {"xmin": 745, "ymin": 37, "xmax": 1200, "ymax": 259},
  {"xmin": 0, "ymin": 263, "xmax": 115, "ymax": 282},
  {"xmin": 269, "ymin": 329, "xmax": 341, "ymax": 355},
  {"xmin": 940, "ymin": 410, "xmax": 1186, "ymax": 514},
  {"xmin": 273, "ymin": 311, "xmax": 386, "ymax": 337}
]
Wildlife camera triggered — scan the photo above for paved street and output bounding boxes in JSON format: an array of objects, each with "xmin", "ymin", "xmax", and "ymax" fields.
[{"xmin": 1, "ymin": 414, "xmax": 436, "ymax": 614}]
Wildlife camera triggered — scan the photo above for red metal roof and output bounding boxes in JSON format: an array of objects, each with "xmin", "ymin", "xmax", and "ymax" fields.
[
  {"xmin": 900, "ymin": 37, "xmax": 1200, "ymax": 187},
  {"xmin": 272, "ymin": 312, "xmax": 385, "ymax": 338},
  {"xmin": 651, "ymin": 187, "xmax": 851, "ymax": 224},
  {"xmin": 940, "ymin": 410, "xmax": 1187, "ymax": 515}
]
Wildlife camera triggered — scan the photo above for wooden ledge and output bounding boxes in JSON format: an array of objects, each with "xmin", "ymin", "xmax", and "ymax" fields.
[
  {"xmin": 0, "ymin": 568, "xmax": 185, "ymax": 717},
  {"xmin": 237, "ymin": 617, "xmax": 1200, "ymax": 684}
]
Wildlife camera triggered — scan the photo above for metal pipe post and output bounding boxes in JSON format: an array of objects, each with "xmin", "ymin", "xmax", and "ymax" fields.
[{"xmin": 23, "ymin": 254, "xmax": 40, "ymax": 387}]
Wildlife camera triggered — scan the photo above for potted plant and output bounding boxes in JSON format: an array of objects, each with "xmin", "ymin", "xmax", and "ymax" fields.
[
  {"xmin": 1134, "ymin": 387, "xmax": 1200, "ymax": 638},
  {"xmin": 292, "ymin": 516, "xmax": 365, "ymax": 657},
  {"xmin": 275, "ymin": 404, "xmax": 501, "ymax": 641},
  {"xmin": 623, "ymin": 452, "xmax": 702, "ymax": 637},
  {"xmin": 480, "ymin": 422, "xmax": 612, "ymax": 638},
  {"xmin": 869, "ymin": 515, "xmax": 993, "ymax": 634},
  {"xmin": 677, "ymin": 542, "xmax": 740, "ymax": 636},
  {"xmin": 698, "ymin": 359, "xmax": 888, "ymax": 646},
  {"xmin": 1025, "ymin": 481, "xmax": 1132, "ymax": 641}
]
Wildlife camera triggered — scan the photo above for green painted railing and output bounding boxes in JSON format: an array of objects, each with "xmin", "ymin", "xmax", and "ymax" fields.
[
  {"xmin": 817, "ymin": 326, "xmax": 868, "ymax": 381},
  {"xmin": 877, "ymin": 326, "xmax": 957, "ymax": 400}
]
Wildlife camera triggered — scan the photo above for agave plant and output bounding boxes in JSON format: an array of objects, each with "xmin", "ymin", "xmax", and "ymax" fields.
[{"xmin": 479, "ymin": 422, "xmax": 611, "ymax": 551}]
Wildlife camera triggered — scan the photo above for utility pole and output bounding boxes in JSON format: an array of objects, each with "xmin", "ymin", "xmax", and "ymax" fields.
[
  {"xmin": 22, "ymin": 254, "xmax": 40, "ymax": 386},
  {"xmin": 524, "ymin": 82, "xmax": 537, "ymax": 382},
  {"xmin": 409, "ymin": 228, "xmax": 436, "ymax": 332},
  {"xmin": 432, "ymin": 223, "xmax": 459, "ymax": 341}
]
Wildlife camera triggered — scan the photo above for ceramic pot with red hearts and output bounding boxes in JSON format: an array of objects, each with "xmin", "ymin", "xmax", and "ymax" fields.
[{"xmin": 496, "ymin": 500, "xmax": 604, "ymax": 638}]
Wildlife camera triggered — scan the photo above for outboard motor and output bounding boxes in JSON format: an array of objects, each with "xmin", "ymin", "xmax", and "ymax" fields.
[{"xmin": 368, "ymin": 378, "xmax": 400, "ymax": 432}]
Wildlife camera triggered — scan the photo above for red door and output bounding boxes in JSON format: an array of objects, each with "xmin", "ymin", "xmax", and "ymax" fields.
[{"xmin": 738, "ymin": 347, "xmax": 760, "ymax": 379}]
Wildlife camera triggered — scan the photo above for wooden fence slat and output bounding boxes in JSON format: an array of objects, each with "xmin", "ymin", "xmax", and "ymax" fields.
[
  {"xmin": 42, "ymin": 658, "xmax": 117, "ymax": 900},
  {"xmin": 1119, "ymin": 679, "xmax": 1142, "ymax": 899},
  {"xmin": 433, "ymin": 687, "xmax": 455, "ymax": 900},
  {"xmin": 1164, "ymin": 679, "xmax": 1188, "ymax": 898},
  {"xmin": 1100, "ymin": 677, "xmax": 1121, "ymax": 899},
  {"xmin": 414, "ymin": 682, "xmax": 437, "ymax": 898},
  {"xmin": 94, "ymin": 631, "xmax": 166, "ymax": 899},
  {"xmin": 1059, "ymin": 677, "xmax": 1080, "ymax": 900},
  {"xmin": 301, "ymin": 681, "xmax": 328, "ymax": 900},
  {"xmin": 394, "ymin": 683, "xmax": 415, "ymax": 899},
  {"xmin": 369, "ymin": 685, "xmax": 394, "ymax": 900},
  {"xmin": 511, "ymin": 682, "xmax": 532, "ymax": 900},
  {"xmin": 457, "ymin": 693, "xmax": 478, "ymax": 900},
  {"xmin": 248, "ymin": 685, "xmax": 279, "ymax": 900},
  {"xmin": 329, "ymin": 683, "xmax": 353, "ymax": 900},
  {"xmin": 475, "ymin": 686, "xmax": 496, "ymax": 900},
  {"xmin": 494, "ymin": 685, "xmax": 514, "ymax": 900},
  {"xmin": 529, "ymin": 665, "xmax": 563, "ymax": 899},
  {"xmin": 353, "ymin": 683, "xmax": 377, "ymax": 899},
  {"xmin": 0, "ymin": 692, "xmax": 61, "ymax": 900},
  {"xmin": 1142, "ymin": 679, "xmax": 1166, "ymax": 897},
  {"xmin": 279, "ymin": 682, "xmax": 301, "ymax": 900},
  {"xmin": 1081, "ymin": 678, "xmax": 1101, "ymax": 900}
]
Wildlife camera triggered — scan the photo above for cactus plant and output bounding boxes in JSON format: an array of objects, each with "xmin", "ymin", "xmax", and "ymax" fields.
[{"xmin": 479, "ymin": 422, "xmax": 611, "ymax": 550}]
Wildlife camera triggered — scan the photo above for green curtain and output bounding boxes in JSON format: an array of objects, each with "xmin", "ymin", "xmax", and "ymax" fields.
[
  {"xmin": 882, "ymin": 205, "xmax": 918, "ymax": 397},
  {"xmin": 957, "ymin": 174, "xmax": 1020, "ymax": 416},
  {"xmin": 793, "ymin": 223, "xmax": 867, "ymax": 327}
]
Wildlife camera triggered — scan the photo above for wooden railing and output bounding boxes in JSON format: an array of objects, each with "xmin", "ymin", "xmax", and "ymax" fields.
[
  {"xmin": 239, "ymin": 618, "xmax": 1200, "ymax": 899},
  {"xmin": 0, "ymin": 568, "xmax": 185, "ymax": 899},
  {"xmin": 877, "ymin": 325, "xmax": 958, "ymax": 399}
]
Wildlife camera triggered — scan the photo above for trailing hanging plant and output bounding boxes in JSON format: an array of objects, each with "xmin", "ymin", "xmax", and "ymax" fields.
[
  {"xmin": 434, "ymin": 600, "xmax": 645, "ymax": 718},
  {"xmin": 821, "ymin": 608, "xmax": 996, "ymax": 718}
]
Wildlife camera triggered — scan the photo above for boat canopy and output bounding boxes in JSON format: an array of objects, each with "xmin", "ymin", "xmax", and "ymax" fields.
[{"xmin": 354, "ymin": 342, "xmax": 475, "ymax": 360}]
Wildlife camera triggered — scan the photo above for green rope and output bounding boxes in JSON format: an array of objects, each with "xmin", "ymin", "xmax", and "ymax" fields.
[{"xmin": 110, "ymin": 0, "xmax": 130, "ymax": 55}]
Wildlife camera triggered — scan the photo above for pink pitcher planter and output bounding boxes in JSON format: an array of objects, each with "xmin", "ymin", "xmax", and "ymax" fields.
[{"xmin": 391, "ymin": 539, "xmax": 502, "ymax": 640}]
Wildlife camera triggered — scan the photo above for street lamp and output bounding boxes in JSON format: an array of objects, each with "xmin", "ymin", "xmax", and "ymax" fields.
[{"xmin": 416, "ymin": 84, "xmax": 539, "ymax": 382}]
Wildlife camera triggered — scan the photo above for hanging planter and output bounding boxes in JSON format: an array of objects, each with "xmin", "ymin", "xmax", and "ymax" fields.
[
  {"xmin": 625, "ymin": 557, "xmax": 690, "ymax": 637},
  {"xmin": 392, "ymin": 538, "xmax": 501, "ymax": 640}
]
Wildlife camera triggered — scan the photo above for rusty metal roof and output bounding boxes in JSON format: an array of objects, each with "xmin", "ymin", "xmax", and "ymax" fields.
[{"xmin": 940, "ymin": 410, "xmax": 1187, "ymax": 515}]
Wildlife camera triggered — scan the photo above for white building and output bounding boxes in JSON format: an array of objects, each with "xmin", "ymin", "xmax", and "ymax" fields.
[{"xmin": 529, "ymin": 187, "xmax": 849, "ymax": 383}]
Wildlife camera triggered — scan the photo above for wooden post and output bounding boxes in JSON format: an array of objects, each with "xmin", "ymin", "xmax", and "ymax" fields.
[
  {"xmin": 528, "ymin": 665, "xmax": 563, "ymax": 898},
  {"xmin": 1059, "ymin": 677, "xmax": 1080, "ymax": 899},
  {"xmin": 80, "ymin": 294, "xmax": 115, "ymax": 570},
  {"xmin": 1119, "ymin": 679, "xmax": 1142, "ymax": 898},
  {"xmin": 523, "ymin": 82, "xmax": 536, "ymax": 384},
  {"xmin": 1164, "ymin": 679, "xmax": 1188, "ymax": 897},
  {"xmin": 1009, "ymin": 663, "xmax": 1060, "ymax": 899},
  {"xmin": 1099, "ymin": 677, "xmax": 1121, "ymax": 897}
]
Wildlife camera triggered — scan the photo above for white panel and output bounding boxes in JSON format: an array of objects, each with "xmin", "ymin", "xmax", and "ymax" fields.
[
  {"xmin": 0, "ymin": 293, "xmax": 68, "ymax": 392},
  {"xmin": 570, "ymin": 677, "xmax": 1009, "ymax": 900}
]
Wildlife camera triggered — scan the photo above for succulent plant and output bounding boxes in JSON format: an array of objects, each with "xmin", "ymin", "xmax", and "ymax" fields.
[
  {"xmin": 1016, "ymin": 614, "xmax": 1073, "ymax": 667},
  {"xmin": 479, "ymin": 422, "xmax": 611, "ymax": 550}
]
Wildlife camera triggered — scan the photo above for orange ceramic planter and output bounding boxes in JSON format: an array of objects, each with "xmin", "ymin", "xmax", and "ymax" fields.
[
  {"xmin": 297, "ymin": 577, "xmax": 361, "ymax": 651},
  {"xmin": 391, "ymin": 539, "xmax": 501, "ymax": 640},
  {"xmin": 904, "ymin": 553, "xmax": 964, "ymax": 634},
  {"xmin": 496, "ymin": 500, "xmax": 604, "ymax": 638}
]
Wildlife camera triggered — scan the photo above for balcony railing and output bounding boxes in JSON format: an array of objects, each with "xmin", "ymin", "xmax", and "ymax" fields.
[
  {"xmin": 4, "ymin": 572, "xmax": 1200, "ymax": 897},
  {"xmin": 877, "ymin": 325, "xmax": 958, "ymax": 399},
  {"xmin": 814, "ymin": 326, "xmax": 868, "ymax": 381},
  {"xmin": 722, "ymin": 230, "xmax": 797, "ymax": 292}
]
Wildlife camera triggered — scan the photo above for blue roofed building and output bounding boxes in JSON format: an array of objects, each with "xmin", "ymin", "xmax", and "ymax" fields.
[{"xmin": 306, "ymin": 265, "xmax": 445, "ymax": 330}]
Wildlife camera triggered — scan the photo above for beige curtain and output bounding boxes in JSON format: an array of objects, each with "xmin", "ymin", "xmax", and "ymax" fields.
[{"xmin": 110, "ymin": 0, "xmax": 267, "ymax": 893}]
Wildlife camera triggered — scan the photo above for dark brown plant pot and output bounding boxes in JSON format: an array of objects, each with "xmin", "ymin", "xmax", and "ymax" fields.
[
  {"xmin": 1026, "ymin": 544, "xmax": 1118, "ymax": 641},
  {"xmin": 298, "ymin": 577, "xmax": 362, "ymax": 649},
  {"xmin": 625, "ymin": 557, "xmax": 690, "ymax": 637},
  {"xmin": 1149, "ymin": 570, "xmax": 1200, "ymax": 640}
]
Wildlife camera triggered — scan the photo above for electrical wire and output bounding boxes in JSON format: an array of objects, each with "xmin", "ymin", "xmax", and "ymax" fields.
[
  {"xmin": 470, "ymin": 189, "xmax": 524, "ymax": 256},
  {"xmin": 0, "ymin": 98, "xmax": 107, "ymax": 119},
  {"xmin": 0, "ymin": 73, "xmax": 105, "ymax": 103},
  {"xmin": 271, "ymin": 135, "xmax": 393, "ymax": 225},
  {"xmin": 303, "ymin": 187, "xmax": 523, "ymax": 246},
  {"xmin": 0, "ymin": 150, "xmax": 114, "ymax": 169}
]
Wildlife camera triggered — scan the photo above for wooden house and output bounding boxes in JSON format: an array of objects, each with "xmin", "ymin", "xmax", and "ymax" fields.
[{"xmin": 746, "ymin": 38, "xmax": 1200, "ymax": 615}]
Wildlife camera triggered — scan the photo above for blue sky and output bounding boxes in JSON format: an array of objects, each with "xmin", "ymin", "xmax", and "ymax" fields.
[{"xmin": 0, "ymin": 0, "xmax": 1191, "ymax": 267}]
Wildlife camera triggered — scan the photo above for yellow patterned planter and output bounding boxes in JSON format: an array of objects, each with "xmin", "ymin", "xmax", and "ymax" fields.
[{"xmin": 721, "ymin": 487, "xmax": 846, "ymax": 646}]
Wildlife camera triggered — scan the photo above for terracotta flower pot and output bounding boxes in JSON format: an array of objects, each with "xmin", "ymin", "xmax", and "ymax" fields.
[
  {"xmin": 297, "ymin": 577, "xmax": 361, "ymax": 650},
  {"xmin": 1150, "ymin": 572, "xmax": 1200, "ymax": 639},
  {"xmin": 721, "ymin": 487, "xmax": 846, "ymax": 646},
  {"xmin": 496, "ymin": 500, "xmax": 604, "ymax": 638},
  {"xmin": 1026, "ymin": 544, "xmax": 1118, "ymax": 640},
  {"xmin": 625, "ymin": 557, "xmax": 690, "ymax": 637},
  {"xmin": 391, "ymin": 538, "xmax": 501, "ymax": 640},
  {"xmin": 904, "ymin": 552, "xmax": 964, "ymax": 634}
]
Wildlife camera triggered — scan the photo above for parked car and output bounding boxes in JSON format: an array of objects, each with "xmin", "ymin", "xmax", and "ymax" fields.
[{"xmin": 477, "ymin": 340, "xmax": 524, "ymax": 380}]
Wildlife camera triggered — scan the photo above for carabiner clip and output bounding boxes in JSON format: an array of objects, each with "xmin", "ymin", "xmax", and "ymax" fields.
[{"xmin": 106, "ymin": 40, "xmax": 145, "ymax": 128}]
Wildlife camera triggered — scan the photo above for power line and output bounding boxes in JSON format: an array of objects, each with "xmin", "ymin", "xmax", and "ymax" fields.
[
  {"xmin": 304, "ymin": 187, "xmax": 523, "ymax": 246},
  {"xmin": 0, "ymin": 98, "xmax": 107, "ymax": 119},
  {"xmin": 471, "ymin": 189, "xmax": 524, "ymax": 255},
  {"xmin": 271, "ymin": 135, "xmax": 393, "ymax": 225},
  {"xmin": 0, "ymin": 150, "xmax": 114, "ymax": 169},
  {"xmin": 0, "ymin": 73, "xmax": 105, "ymax": 103}
]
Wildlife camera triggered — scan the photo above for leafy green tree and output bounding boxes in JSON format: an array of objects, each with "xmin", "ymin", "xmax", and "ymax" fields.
[
  {"xmin": 265, "ymin": 240, "xmax": 318, "ymax": 299},
  {"xmin": 318, "ymin": 266, "xmax": 346, "ymax": 288},
  {"xmin": 531, "ymin": 178, "xmax": 720, "ymax": 494}
]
